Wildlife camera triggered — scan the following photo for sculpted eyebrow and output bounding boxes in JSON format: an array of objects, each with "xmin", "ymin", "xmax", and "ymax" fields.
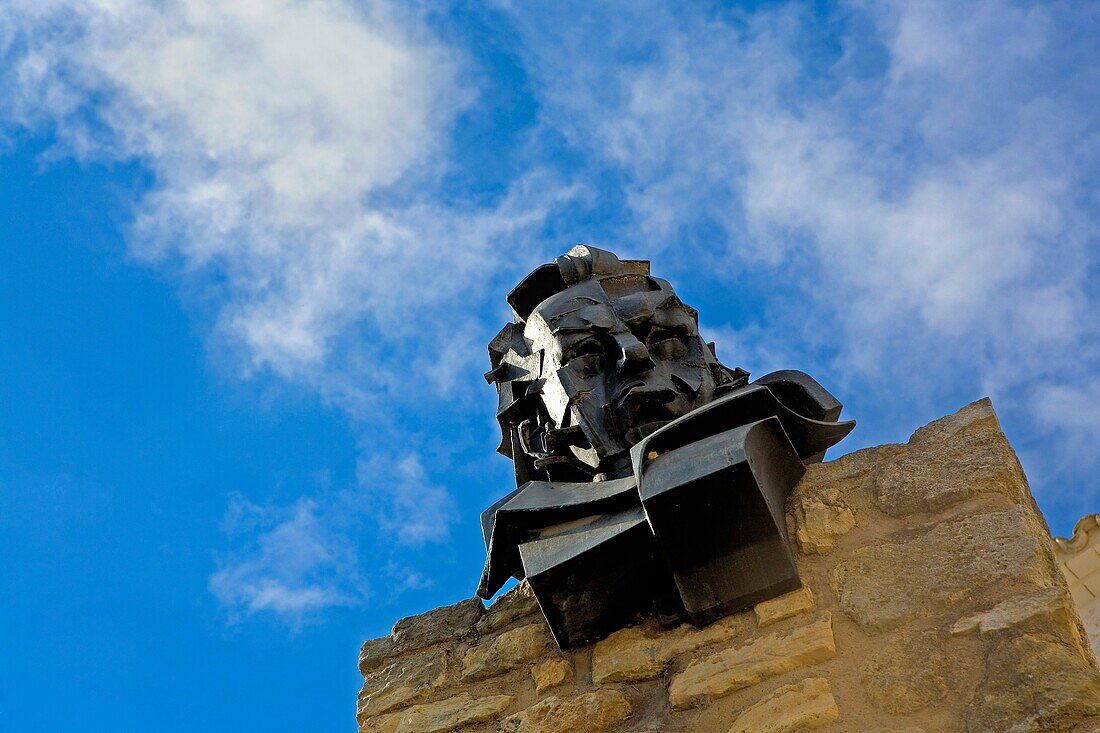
[
  {"xmin": 615, "ymin": 292, "xmax": 677, "ymax": 324},
  {"xmin": 550, "ymin": 307, "xmax": 616, "ymax": 334},
  {"xmin": 557, "ymin": 334, "xmax": 594, "ymax": 351},
  {"xmin": 551, "ymin": 323, "xmax": 606, "ymax": 336},
  {"xmin": 546, "ymin": 297, "xmax": 601, "ymax": 318},
  {"xmin": 547, "ymin": 299, "xmax": 602, "ymax": 324}
]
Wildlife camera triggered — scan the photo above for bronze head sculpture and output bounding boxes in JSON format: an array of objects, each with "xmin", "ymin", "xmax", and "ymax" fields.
[{"xmin": 479, "ymin": 246, "xmax": 854, "ymax": 649}]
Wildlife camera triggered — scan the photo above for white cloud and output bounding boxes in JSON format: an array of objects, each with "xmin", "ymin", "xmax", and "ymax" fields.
[
  {"xmin": 0, "ymin": 0, "xmax": 569, "ymax": 621},
  {"xmin": 506, "ymin": 0, "xmax": 1100, "ymax": 489},
  {"xmin": 209, "ymin": 495, "xmax": 366, "ymax": 626},
  {"xmin": 0, "ymin": 0, "xmax": 571, "ymax": 382},
  {"xmin": 356, "ymin": 453, "xmax": 457, "ymax": 547},
  {"xmin": 7, "ymin": 0, "xmax": 1098, "ymax": 622},
  {"xmin": 2, "ymin": 0, "xmax": 476, "ymax": 373},
  {"xmin": 1032, "ymin": 378, "xmax": 1100, "ymax": 466},
  {"xmin": 210, "ymin": 446, "xmax": 460, "ymax": 624}
]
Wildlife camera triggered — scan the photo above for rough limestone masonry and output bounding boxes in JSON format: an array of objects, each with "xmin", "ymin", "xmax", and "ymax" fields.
[{"xmin": 355, "ymin": 399, "xmax": 1100, "ymax": 733}]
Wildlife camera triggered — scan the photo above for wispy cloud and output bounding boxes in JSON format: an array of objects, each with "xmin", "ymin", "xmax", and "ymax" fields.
[
  {"xmin": 4, "ymin": 0, "xmax": 1098, "ymax": 623},
  {"xmin": 356, "ymin": 453, "xmax": 457, "ymax": 547},
  {"xmin": 2, "ymin": 0, "xmax": 487, "ymax": 377},
  {"xmin": 209, "ymin": 495, "xmax": 366, "ymax": 627},
  {"xmin": 0, "ymin": 0, "xmax": 566, "ymax": 621},
  {"xmin": 506, "ymin": 0, "xmax": 1100, "ymax": 489},
  {"xmin": 211, "ymin": 448, "xmax": 459, "ymax": 625}
]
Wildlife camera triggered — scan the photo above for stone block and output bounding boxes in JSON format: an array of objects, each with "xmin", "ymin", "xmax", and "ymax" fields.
[
  {"xmin": 363, "ymin": 693, "xmax": 513, "ymax": 733},
  {"xmin": 791, "ymin": 493, "xmax": 856, "ymax": 555},
  {"xmin": 668, "ymin": 615, "xmax": 836, "ymax": 709},
  {"xmin": 390, "ymin": 597, "xmax": 484, "ymax": 655},
  {"xmin": 357, "ymin": 648, "xmax": 446, "ymax": 720},
  {"xmin": 788, "ymin": 443, "xmax": 903, "ymax": 554},
  {"xmin": 359, "ymin": 635, "xmax": 396, "ymax": 676},
  {"xmin": 502, "ymin": 689, "xmax": 632, "ymax": 733},
  {"xmin": 872, "ymin": 399, "xmax": 1029, "ymax": 517},
  {"xmin": 726, "ymin": 677, "xmax": 840, "ymax": 733},
  {"xmin": 476, "ymin": 581, "xmax": 540, "ymax": 635},
  {"xmin": 755, "ymin": 586, "xmax": 815, "ymax": 627},
  {"xmin": 833, "ymin": 507, "xmax": 1050, "ymax": 631},
  {"xmin": 951, "ymin": 587, "xmax": 1086, "ymax": 651},
  {"xmin": 804, "ymin": 443, "xmax": 907, "ymax": 485},
  {"xmin": 968, "ymin": 633, "xmax": 1100, "ymax": 733},
  {"xmin": 532, "ymin": 657, "xmax": 573, "ymax": 693},
  {"xmin": 860, "ymin": 629, "xmax": 950, "ymax": 714},
  {"xmin": 461, "ymin": 623, "xmax": 552, "ymax": 682},
  {"xmin": 592, "ymin": 613, "xmax": 747, "ymax": 684}
]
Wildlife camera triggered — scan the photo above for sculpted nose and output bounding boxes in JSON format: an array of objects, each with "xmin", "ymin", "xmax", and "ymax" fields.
[{"xmin": 615, "ymin": 332, "xmax": 654, "ymax": 375}]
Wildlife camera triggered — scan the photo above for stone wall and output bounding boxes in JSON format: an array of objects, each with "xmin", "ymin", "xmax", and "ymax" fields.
[
  {"xmin": 356, "ymin": 399, "xmax": 1100, "ymax": 733},
  {"xmin": 1055, "ymin": 514, "xmax": 1100, "ymax": 660}
]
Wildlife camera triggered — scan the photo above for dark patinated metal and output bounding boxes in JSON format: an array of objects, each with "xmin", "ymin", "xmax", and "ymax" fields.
[{"xmin": 477, "ymin": 245, "xmax": 854, "ymax": 649}]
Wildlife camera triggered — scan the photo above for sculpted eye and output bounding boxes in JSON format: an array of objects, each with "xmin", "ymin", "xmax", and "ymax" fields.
[
  {"xmin": 566, "ymin": 338, "xmax": 604, "ymax": 359},
  {"xmin": 564, "ymin": 338, "xmax": 605, "ymax": 375},
  {"xmin": 647, "ymin": 329, "xmax": 688, "ymax": 360}
]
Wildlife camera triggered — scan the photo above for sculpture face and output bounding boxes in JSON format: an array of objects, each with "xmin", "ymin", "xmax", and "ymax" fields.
[
  {"xmin": 488, "ymin": 245, "xmax": 748, "ymax": 484},
  {"xmin": 524, "ymin": 277, "xmax": 722, "ymax": 476}
]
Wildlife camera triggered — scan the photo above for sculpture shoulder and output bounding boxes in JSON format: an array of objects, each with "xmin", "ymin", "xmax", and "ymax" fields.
[
  {"xmin": 482, "ymin": 476, "xmax": 640, "ymax": 527},
  {"xmin": 751, "ymin": 370, "xmax": 845, "ymax": 422},
  {"xmin": 501, "ymin": 477, "xmax": 637, "ymax": 512},
  {"xmin": 629, "ymin": 372, "xmax": 855, "ymax": 471}
]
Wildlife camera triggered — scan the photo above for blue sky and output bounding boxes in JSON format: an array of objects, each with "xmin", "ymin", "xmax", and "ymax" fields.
[{"xmin": 0, "ymin": 1, "xmax": 1097, "ymax": 730}]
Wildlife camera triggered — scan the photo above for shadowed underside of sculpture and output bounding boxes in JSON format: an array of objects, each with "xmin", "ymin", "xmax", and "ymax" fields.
[{"xmin": 478, "ymin": 246, "xmax": 854, "ymax": 649}]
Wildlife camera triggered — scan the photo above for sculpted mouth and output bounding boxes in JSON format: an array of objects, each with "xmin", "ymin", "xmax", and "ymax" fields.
[
  {"xmin": 607, "ymin": 381, "xmax": 689, "ymax": 448},
  {"xmin": 610, "ymin": 380, "xmax": 647, "ymax": 406},
  {"xmin": 624, "ymin": 417, "xmax": 674, "ymax": 446},
  {"xmin": 613, "ymin": 382, "xmax": 677, "ymax": 407},
  {"xmin": 617, "ymin": 394, "xmax": 677, "ymax": 439}
]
